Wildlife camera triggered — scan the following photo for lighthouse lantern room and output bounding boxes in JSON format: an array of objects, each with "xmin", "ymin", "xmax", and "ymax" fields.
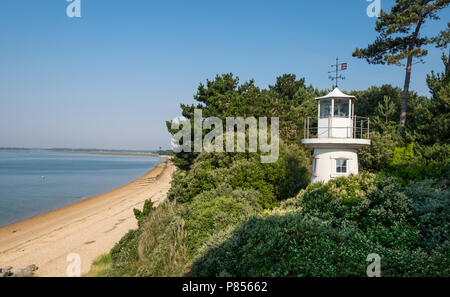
[{"xmin": 302, "ymin": 88, "xmax": 371, "ymax": 183}]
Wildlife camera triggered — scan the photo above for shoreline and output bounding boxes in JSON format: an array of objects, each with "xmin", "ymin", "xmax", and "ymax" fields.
[
  {"xmin": 0, "ymin": 154, "xmax": 168, "ymax": 229},
  {"xmin": 0, "ymin": 159, "xmax": 175, "ymax": 276},
  {"xmin": 45, "ymin": 149, "xmax": 165, "ymax": 157},
  {"xmin": 0, "ymin": 156, "xmax": 167, "ymax": 229}
]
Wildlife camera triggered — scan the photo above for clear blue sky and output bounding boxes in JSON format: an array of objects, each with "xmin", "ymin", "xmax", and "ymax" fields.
[{"xmin": 0, "ymin": 0, "xmax": 448, "ymax": 150}]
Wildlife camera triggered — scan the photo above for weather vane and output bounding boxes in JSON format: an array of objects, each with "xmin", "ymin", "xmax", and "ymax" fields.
[{"xmin": 328, "ymin": 57, "xmax": 348, "ymax": 88}]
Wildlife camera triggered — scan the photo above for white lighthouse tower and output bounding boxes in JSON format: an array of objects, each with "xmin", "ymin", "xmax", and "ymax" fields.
[{"xmin": 301, "ymin": 88, "xmax": 371, "ymax": 183}]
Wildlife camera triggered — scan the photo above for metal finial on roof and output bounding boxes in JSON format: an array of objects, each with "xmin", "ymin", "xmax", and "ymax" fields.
[{"xmin": 328, "ymin": 57, "xmax": 348, "ymax": 88}]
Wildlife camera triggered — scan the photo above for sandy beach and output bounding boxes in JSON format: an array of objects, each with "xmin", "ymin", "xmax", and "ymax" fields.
[{"xmin": 0, "ymin": 159, "xmax": 175, "ymax": 276}]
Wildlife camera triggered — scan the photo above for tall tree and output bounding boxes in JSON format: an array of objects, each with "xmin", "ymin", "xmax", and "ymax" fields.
[{"xmin": 353, "ymin": 0, "xmax": 450, "ymax": 126}]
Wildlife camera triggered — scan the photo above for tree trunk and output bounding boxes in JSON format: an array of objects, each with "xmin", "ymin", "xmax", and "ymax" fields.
[
  {"xmin": 399, "ymin": 19, "xmax": 424, "ymax": 126},
  {"xmin": 400, "ymin": 55, "xmax": 413, "ymax": 126},
  {"xmin": 446, "ymin": 50, "xmax": 450, "ymax": 76}
]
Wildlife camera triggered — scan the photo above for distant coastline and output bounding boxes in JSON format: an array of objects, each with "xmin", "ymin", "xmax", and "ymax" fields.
[
  {"xmin": 0, "ymin": 147, "xmax": 173, "ymax": 157},
  {"xmin": 46, "ymin": 149, "xmax": 161, "ymax": 157}
]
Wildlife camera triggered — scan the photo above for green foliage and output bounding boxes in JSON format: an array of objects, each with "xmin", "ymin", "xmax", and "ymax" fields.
[
  {"xmin": 350, "ymin": 84, "xmax": 436, "ymax": 136},
  {"xmin": 166, "ymin": 73, "xmax": 324, "ymax": 169},
  {"xmin": 406, "ymin": 180, "xmax": 450, "ymax": 251},
  {"xmin": 420, "ymin": 54, "xmax": 450, "ymax": 145},
  {"xmin": 274, "ymin": 144, "xmax": 311, "ymax": 199},
  {"xmin": 351, "ymin": 85, "xmax": 402, "ymax": 123},
  {"xmin": 386, "ymin": 162, "xmax": 446, "ymax": 184},
  {"xmin": 180, "ymin": 188, "xmax": 262, "ymax": 255},
  {"xmin": 191, "ymin": 214, "xmax": 370, "ymax": 277},
  {"xmin": 105, "ymin": 70, "xmax": 450, "ymax": 277},
  {"xmin": 384, "ymin": 143, "xmax": 449, "ymax": 184},
  {"xmin": 353, "ymin": 0, "xmax": 449, "ymax": 66},
  {"xmin": 426, "ymin": 53, "xmax": 450, "ymax": 98},
  {"xmin": 167, "ymin": 142, "xmax": 310, "ymax": 208},
  {"xmin": 299, "ymin": 174, "xmax": 414, "ymax": 231},
  {"xmin": 359, "ymin": 131, "xmax": 399, "ymax": 171},
  {"xmin": 352, "ymin": 0, "xmax": 449, "ymax": 125},
  {"xmin": 191, "ymin": 174, "xmax": 450, "ymax": 277},
  {"xmin": 128, "ymin": 188, "xmax": 262, "ymax": 276},
  {"xmin": 108, "ymin": 229, "xmax": 141, "ymax": 276},
  {"xmin": 372, "ymin": 96, "xmax": 398, "ymax": 131},
  {"xmin": 85, "ymin": 253, "xmax": 112, "ymax": 277},
  {"xmin": 356, "ymin": 78, "xmax": 449, "ymax": 180},
  {"xmin": 137, "ymin": 214, "xmax": 189, "ymax": 276},
  {"xmin": 391, "ymin": 142, "xmax": 415, "ymax": 165},
  {"xmin": 133, "ymin": 199, "xmax": 154, "ymax": 226}
]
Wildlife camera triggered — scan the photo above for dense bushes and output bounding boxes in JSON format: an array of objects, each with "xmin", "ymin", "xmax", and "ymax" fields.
[
  {"xmin": 298, "ymin": 174, "xmax": 415, "ymax": 231},
  {"xmin": 191, "ymin": 174, "xmax": 450, "ymax": 277},
  {"xmin": 133, "ymin": 199, "xmax": 154, "ymax": 227},
  {"xmin": 356, "ymin": 61, "xmax": 449, "ymax": 178},
  {"xmin": 359, "ymin": 132, "xmax": 449, "ymax": 183},
  {"xmin": 105, "ymin": 170, "xmax": 449, "ymax": 277},
  {"xmin": 102, "ymin": 140, "xmax": 310, "ymax": 276},
  {"xmin": 407, "ymin": 180, "xmax": 450, "ymax": 251},
  {"xmin": 180, "ymin": 187, "xmax": 262, "ymax": 254},
  {"xmin": 359, "ymin": 131, "xmax": 398, "ymax": 171},
  {"xmin": 191, "ymin": 213, "xmax": 446, "ymax": 277},
  {"xmin": 103, "ymin": 186, "xmax": 263, "ymax": 276},
  {"xmin": 167, "ymin": 142, "xmax": 310, "ymax": 208},
  {"xmin": 108, "ymin": 229, "xmax": 141, "ymax": 276}
]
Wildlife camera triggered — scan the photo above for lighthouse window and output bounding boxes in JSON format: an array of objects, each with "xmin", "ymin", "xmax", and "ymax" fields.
[
  {"xmin": 320, "ymin": 100, "xmax": 332, "ymax": 118},
  {"xmin": 336, "ymin": 159, "xmax": 347, "ymax": 173},
  {"xmin": 334, "ymin": 99, "xmax": 349, "ymax": 117}
]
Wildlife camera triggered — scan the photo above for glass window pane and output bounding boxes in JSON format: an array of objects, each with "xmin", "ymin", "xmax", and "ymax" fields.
[
  {"xmin": 336, "ymin": 159, "xmax": 347, "ymax": 173},
  {"xmin": 334, "ymin": 99, "xmax": 349, "ymax": 117},
  {"xmin": 320, "ymin": 100, "xmax": 331, "ymax": 118}
]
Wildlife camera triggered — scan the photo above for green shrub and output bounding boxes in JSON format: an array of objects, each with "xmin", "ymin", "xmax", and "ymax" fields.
[
  {"xmin": 191, "ymin": 214, "xmax": 376, "ymax": 277},
  {"xmin": 383, "ymin": 143, "xmax": 449, "ymax": 184},
  {"xmin": 108, "ymin": 229, "xmax": 141, "ymax": 276},
  {"xmin": 85, "ymin": 253, "xmax": 112, "ymax": 277},
  {"xmin": 406, "ymin": 180, "xmax": 450, "ymax": 251},
  {"xmin": 136, "ymin": 200, "xmax": 184, "ymax": 276},
  {"xmin": 298, "ymin": 174, "xmax": 414, "ymax": 231},
  {"xmin": 191, "ymin": 174, "xmax": 450, "ymax": 277},
  {"xmin": 132, "ymin": 187, "xmax": 262, "ymax": 276},
  {"xmin": 167, "ymin": 142, "xmax": 310, "ymax": 208},
  {"xmin": 133, "ymin": 199, "xmax": 154, "ymax": 226},
  {"xmin": 180, "ymin": 188, "xmax": 262, "ymax": 254},
  {"xmin": 136, "ymin": 214, "xmax": 189, "ymax": 276},
  {"xmin": 359, "ymin": 131, "xmax": 398, "ymax": 171}
]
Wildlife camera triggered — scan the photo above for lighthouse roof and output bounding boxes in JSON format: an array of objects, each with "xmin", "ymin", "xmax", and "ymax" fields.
[{"xmin": 316, "ymin": 87, "xmax": 356, "ymax": 100}]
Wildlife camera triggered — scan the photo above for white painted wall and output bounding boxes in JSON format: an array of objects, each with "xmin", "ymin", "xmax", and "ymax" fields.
[
  {"xmin": 330, "ymin": 117, "xmax": 353, "ymax": 138},
  {"xmin": 311, "ymin": 148, "xmax": 359, "ymax": 183},
  {"xmin": 318, "ymin": 117, "xmax": 353, "ymax": 138}
]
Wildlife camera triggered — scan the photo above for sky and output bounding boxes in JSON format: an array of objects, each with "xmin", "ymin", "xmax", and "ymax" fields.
[{"xmin": 0, "ymin": 0, "xmax": 448, "ymax": 150}]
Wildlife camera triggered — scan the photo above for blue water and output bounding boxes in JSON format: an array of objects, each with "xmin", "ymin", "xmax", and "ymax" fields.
[{"xmin": 0, "ymin": 150, "xmax": 165, "ymax": 227}]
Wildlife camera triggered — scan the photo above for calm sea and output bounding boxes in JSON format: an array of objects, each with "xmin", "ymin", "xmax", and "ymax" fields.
[{"xmin": 0, "ymin": 150, "xmax": 165, "ymax": 227}]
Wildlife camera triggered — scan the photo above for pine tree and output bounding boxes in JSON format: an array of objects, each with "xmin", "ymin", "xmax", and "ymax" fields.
[{"xmin": 353, "ymin": 0, "xmax": 450, "ymax": 126}]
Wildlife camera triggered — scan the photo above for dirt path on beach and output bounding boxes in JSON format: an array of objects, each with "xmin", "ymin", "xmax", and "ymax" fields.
[{"xmin": 0, "ymin": 160, "xmax": 175, "ymax": 276}]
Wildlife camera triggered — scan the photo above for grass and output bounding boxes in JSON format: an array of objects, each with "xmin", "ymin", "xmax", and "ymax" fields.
[{"xmin": 84, "ymin": 253, "xmax": 112, "ymax": 277}]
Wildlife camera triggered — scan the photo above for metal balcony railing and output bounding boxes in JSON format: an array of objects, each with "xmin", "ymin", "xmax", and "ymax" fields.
[{"xmin": 303, "ymin": 116, "xmax": 370, "ymax": 139}]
